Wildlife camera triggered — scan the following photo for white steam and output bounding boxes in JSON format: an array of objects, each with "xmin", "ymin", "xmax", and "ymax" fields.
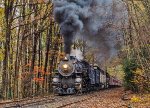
[{"xmin": 70, "ymin": 49, "xmax": 83, "ymax": 61}]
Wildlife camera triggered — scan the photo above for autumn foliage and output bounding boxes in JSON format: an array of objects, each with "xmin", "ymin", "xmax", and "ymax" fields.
[{"xmin": 123, "ymin": 0, "xmax": 150, "ymax": 93}]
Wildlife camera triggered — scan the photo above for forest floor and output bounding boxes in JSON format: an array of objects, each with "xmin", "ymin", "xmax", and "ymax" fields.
[
  {"xmin": 61, "ymin": 88, "xmax": 150, "ymax": 108},
  {"xmin": 1, "ymin": 87, "xmax": 150, "ymax": 108}
]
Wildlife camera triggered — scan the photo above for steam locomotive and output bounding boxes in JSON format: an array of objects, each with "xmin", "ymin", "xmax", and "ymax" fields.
[{"xmin": 52, "ymin": 55, "xmax": 121, "ymax": 95}]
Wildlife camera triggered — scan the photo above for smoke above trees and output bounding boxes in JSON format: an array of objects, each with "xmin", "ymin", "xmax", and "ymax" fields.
[{"xmin": 53, "ymin": 0, "xmax": 127, "ymax": 64}]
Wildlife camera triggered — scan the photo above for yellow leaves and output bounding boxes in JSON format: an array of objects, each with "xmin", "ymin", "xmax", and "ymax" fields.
[
  {"xmin": 0, "ymin": 7, "xmax": 4, "ymax": 16},
  {"xmin": 0, "ymin": 52, "xmax": 4, "ymax": 61},
  {"xmin": 134, "ymin": 68, "xmax": 143, "ymax": 75},
  {"xmin": 129, "ymin": 94, "xmax": 150, "ymax": 108},
  {"xmin": 0, "ymin": 48, "xmax": 4, "ymax": 61},
  {"xmin": 107, "ymin": 64, "xmax": 124, "ymax": 81},
  {"xmin": 27, "ymin": 0, "xmax": 47, "ymax": 3},
  {"xmin": 132, "ymin": 68, "xmax": 145, "ymax": 85},
  {"xmin": 0, "ymin": 7, "xmax": 4, "ymax": 24},
  {"xmin": 131, "ymin": 79, "xmax": 139, "ymax": 84},
  {"xmin": 34, "ymin": 0, "xmax": 49, "ymax": 3},
  {"xmin": 133, "ymin": 68, "xmax": 143, "ymax": 76},
  {"xmin": 131, "ymin": 95, "xmax": 141, "ymax": 103},
  {"xmin": 0, "ymin": 7, "xmax": 4, "ymax": 42},
  {"xmin": 133, "ymin": 0, "xmax": 145, "ymax": 11}
]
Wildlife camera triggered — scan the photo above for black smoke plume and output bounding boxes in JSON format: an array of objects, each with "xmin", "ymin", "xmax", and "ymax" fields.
[{"xmin": 53, "ymin": 0, "xmax": 127, "ymax": 63}]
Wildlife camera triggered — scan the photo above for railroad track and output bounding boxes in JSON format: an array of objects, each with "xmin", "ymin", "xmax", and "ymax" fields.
[
  {"xmin": 1, "ymin": 92, "xmax": 98, "ymax": 108},
  {"xmin": 56, "ymin": 94, "xmax": 97, "ymax": 108},
  {"xmin": 0, "ymin": 94, "xmax": 75, "ymax": 108},
  {"xmin": 55, "ymin": 88, "xmax": 126, "ymax": 108},
  {"xmin": 0, "ymin": 95, "xmax": 55, "ymax": 108},
  {"xmin": 22, "ymin": 95, "xmax": 73, "ymax": 108},
  {"xmin": 37, "ymin": 90, "xmax": 105, "ymax": 108},
  {"xmin": 1, "ymin": 88, "xmax": 120, "ymax": 108}
]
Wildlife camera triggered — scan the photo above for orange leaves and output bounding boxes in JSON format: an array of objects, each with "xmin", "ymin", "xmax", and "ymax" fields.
[
  {"xmin": 47, "ymin": 50, "xmax": 59, "ymax": 57},
  {"xmin": 33, "ymin": 66, "xmax": 45, "ymax": 74},
  {"xmin": 33, "ymin": 77, "xmax": 44, "ymax": 83},
  {"xmin": 32, "ymin": 66, "xmax": 52, "ymax": 83},
  {"xmin": 37, "ymin": 0, "xmax": 45, "ymax": 3},
  {"xmin": 17, "ymin": 65, "xmax": 52, "ymax": 84},
  {"xmin": 33, "ymin": 66, "xmax": 51, "ymax": 75},
  {"xmin": 24, "ymin": 62, "xmax": 31, "ymax": 67},
  {"xmin": 45, "ymin": 72, "xmax": 51, "ymax": 75},
  {"xmin": 59, "ymin": 52, "xmax": 65, "ymax": 60}
]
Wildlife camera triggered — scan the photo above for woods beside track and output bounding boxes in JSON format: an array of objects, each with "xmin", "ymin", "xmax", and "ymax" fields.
[
  {"xmin": 0, "ymin": 0, "xmax": 149, "ymax": 106},
  {"xmin": 1, "ymin": 87, "xmax": 149, "ymax": 108}
]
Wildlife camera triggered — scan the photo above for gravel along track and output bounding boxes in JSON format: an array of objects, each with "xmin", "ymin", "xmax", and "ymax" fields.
[{"xmin": 1, "ymin": 87, "xmax": 126, "ymax": 108}]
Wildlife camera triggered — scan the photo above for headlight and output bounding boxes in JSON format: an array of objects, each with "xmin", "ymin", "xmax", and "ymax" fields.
[
  {"xmin": 52, "ymin": 77, "xmax": 59, "ymax": 82},
  {"xmin": 75, "ymin": 78, "xmax": 82, "ymax": 82},
  {"xmin": 58, "ymin": 61, "xmax": 75, "ymax": 76},
  {"xmin": 62, "ymin": 64, "xmax": 68, "ymax": 69}
]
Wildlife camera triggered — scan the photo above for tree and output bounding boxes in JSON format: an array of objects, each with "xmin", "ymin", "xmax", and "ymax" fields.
[{"xmin": 123, "ymin": 0, "xmax": 150, "ymax": 92}]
